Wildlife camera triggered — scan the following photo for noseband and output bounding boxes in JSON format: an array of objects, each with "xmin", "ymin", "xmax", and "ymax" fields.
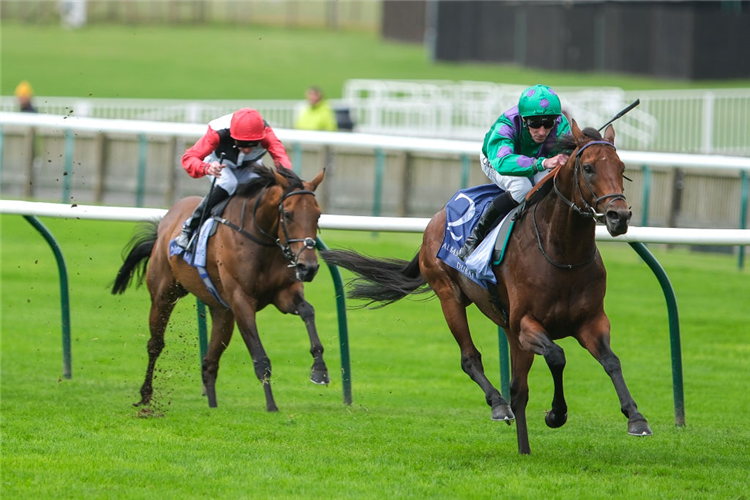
[{"xmin": 552, "ymin": 140, "xmax": 627, "ymax": 222}]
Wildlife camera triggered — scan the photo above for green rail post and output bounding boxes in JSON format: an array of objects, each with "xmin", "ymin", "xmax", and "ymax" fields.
[
  {"xmin": 136, "ymin": 134, "xmax": 148, "ymax": 207},
  {"xmin": 460, "ymin": 154, "xmax": 471, "ymax": 189},
  {"xmin": 497, "ymin": 327, "xmax": 510, "ymax": 401},
  {"xmin": 640, "ymin": 165, "xmax": 651, "ymax": 227},
  {"xmin": 628, "ymin": 241, "xmax": 685, "ymax": 427},
  {"xmin": 292, "ymin": 143, "xmax": 303, "ymax": 175},
  {"xmin": 739, "ymin": 170, "xmax": 748, "ymax": 270},
  {"xmin": 23, "ymin": 216, "xmax": 72, "ymax": 379},
  {"xmin": 372, "ymin": 148, "xmax": 385, "ymax": 217},
  {"xmin": 0, "ymin": 127, "xmax": 5, "ymax": 175},
  {"xmin": 317, "ymin": 237, "xmax": 352, "ymax": 405},
  {"xmin": 62, "ymin": 130, "xmax": 74, "ymax": 203},
  {"xmin": 196, "ymin": 299, "xmax": 208, "ymax": 363}
]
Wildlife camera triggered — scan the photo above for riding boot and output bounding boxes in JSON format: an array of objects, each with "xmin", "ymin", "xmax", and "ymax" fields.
[
  {"xmin": 174, "ymin": 186, "xmax": 230, "ymax": 250},
  {"xmin": 457, "ymin": 191, "xmax": 519, "ymax": 261}
]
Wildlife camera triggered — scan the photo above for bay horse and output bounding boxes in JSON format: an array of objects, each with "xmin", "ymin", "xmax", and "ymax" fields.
[
  {"xmin": 321, "ymin": 120, "xmax": 652, "ymax": 454},
  {"xmin": 112, "ymin": 167, "xmax": 327, "ymax": 412}
]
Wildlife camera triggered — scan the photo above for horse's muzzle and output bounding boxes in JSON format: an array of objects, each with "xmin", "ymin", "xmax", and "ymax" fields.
[
  {"xmin": 296, "ymin": 261, "xmax": 319, "ymax": 282},
  {"xmin": 605, "ymin": 206, "xmax": 632, "ymax": 237}
]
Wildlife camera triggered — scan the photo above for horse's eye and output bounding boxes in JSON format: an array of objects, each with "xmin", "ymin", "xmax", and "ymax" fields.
[
  {"xmin": 284, "ymin": 211, "xmax": 293, "ymax": 222},
  {"xmin": 583, "ymin": 164, "xmax": 595, "ymax": 175}
]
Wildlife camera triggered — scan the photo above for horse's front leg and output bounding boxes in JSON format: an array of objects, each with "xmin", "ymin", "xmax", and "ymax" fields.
[
  {"xmin": 576, "ymin": 317, "xmax": 652, "ymax": 437},
  {"xmin": 202, "ymin": 305, "xmax": 235, "ymax": 408},
  {"xmin": 231, "ymin": 295, "xmax": 278, "ymax": 412},
  {"xmin": 275, "ymin": 285, "xmax": 329, "ymax": 385},
  {"xmin": 514, "ymin": 316, "xmax": 569, "ymax": 452}
]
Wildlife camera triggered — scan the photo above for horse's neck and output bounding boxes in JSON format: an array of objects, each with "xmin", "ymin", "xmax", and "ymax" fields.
[
  {"xmin": 228, "ymin": 190, "xmax": 279, "ymax": 237},
  {"xmin": 534, "ymin": 176, "xmax": 597, "ymax": 258}
]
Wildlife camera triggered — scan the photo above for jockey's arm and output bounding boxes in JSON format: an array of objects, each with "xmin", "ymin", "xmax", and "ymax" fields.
[
  {"xmin": 182, "ymin": 127, "xmax": 221, "ymax": 178},
  {"xmin": 262, "ymin": 126, "xmax": 293, "ymax": 171}
]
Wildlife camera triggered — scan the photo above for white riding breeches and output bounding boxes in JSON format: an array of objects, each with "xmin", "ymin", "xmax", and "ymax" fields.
[
  {"xmin": 480, "ymin": 153, "xmax": 548, "ymax": 203},
  {"xmin": 205, "ymin": 152, "xmax": 264, "ymax": 195}
]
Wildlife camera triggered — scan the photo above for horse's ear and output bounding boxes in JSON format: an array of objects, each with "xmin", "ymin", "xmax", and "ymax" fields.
[
  {"xmin": 306, "ymin": 169, "xmax": 325, "ymax": 192},
  {"xmin": 274, "ymin": 169, "xmax": 290, "ymax": 188},
  {"xmin": 570, "ymin": 119, "xmax": 586, "ymax": 147},
  {"xmin": 603, "ymin": 124, "xmax": 616, "ymax": 145}
]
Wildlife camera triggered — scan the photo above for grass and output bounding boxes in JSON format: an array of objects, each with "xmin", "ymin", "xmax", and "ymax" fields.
[
  {"xmin": 2, "ymin": 22, "xmax": 749, "ymax": 101},
  {"xmin": 2, "ymin": 214, "xmax": 749, "ymax": 498}
]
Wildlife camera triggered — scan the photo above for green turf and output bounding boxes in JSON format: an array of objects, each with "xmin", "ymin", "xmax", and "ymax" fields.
[
  {"xmin": 2, "ymin": 22, "xmax": 749, "ymax": 101},
  {"xmin": 1, "ymin": 214, "xmax": 748, "ymax": 498}
]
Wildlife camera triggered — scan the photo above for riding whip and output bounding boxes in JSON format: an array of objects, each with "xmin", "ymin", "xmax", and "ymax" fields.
[
  {"xmin": 598, "ymin": 99, "xmax": 640, "ymax": 132},
  {"xmin": 192, "ymin": 152, "xmax": 226, "ymax": 252}
]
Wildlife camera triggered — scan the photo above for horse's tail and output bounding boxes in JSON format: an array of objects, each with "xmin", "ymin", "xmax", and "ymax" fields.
[
  {"xmin": 111, "ymin": 221, "xmax": 159, "ymax": 295},
  {"xmin": 320, "ymin": 249, "xmax": 430, "ymax": 308}
]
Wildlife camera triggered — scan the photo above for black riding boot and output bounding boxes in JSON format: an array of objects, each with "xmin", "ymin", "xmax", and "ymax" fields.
[
  {"xmin": 174, "ymin": 186, "xmax": 230, "ymax": 250},
  {"xmin": 457, "ymin": 191, "xmax": 519, "ymax": 261}
]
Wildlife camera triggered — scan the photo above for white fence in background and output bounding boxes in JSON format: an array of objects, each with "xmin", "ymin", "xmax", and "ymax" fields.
[
  {"xmin": 3, "ymin": 200, "xmax": 750, "ymax": 246},
  {"xmin": 3, "ymin": 111, "xmax": 750, "ymax": 170},
  {"xmin": 3, "ymin": 81, "xmax": 749, "ymax": 155}
]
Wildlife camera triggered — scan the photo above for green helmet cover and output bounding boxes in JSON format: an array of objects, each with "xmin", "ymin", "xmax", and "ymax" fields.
[{"xmin": 518, "ymin": 84, "xmax": 562, "ymax": 118}]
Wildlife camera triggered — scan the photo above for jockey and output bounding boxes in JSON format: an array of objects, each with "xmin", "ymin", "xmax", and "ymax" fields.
[
  {"xmin": 175, "ymin": 108, "xmax": 292, "ymax": 250},
  {"xmin": 458, "ymin": 84, "xmax": 572, "ymax": 260}
]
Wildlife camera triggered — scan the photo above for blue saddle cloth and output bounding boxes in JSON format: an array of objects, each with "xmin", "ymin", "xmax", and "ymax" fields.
[
  {"xmin": 169, "ymin": 218, "xmax": 231, "ymax": 309},
  {"xmin": 436, "ymin": 184, "xmax": 516, "ymax": 289}
]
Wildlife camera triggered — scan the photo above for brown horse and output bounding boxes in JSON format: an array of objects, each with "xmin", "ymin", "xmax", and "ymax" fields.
[
  {"xmin": 112, "ymin": 167, "xmax": 327, "ymax": 412},
  {"xmin": 321, "ymin": 120, "xmax": 652, "ymax": 454}
]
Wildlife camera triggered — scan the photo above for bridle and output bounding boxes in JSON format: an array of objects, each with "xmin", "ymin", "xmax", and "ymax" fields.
[
  {"xmin": 552, "ymin": 140, "xmax": 627, "ymax": 223},
  {"xmin": 534, "ymin": 139, "xmax": 627, "ymax": 269},
  {"xmin": 213, "ymin": 186, "xmax": 318, "ymax": 271}
]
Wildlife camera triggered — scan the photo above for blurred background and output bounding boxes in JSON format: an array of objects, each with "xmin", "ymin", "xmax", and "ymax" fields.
[{"xmin": 2, "ymin": 0, "xmax": 748, "ymax": 238}]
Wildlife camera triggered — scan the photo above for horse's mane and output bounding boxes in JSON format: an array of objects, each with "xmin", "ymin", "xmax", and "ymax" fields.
[
  {"xmin": 234, "ymin": 166, "xmax": 305, "ymax": 199},
  {"xmin": 553, "ymin": 127, "xmax": 602, "ymax": 156}
]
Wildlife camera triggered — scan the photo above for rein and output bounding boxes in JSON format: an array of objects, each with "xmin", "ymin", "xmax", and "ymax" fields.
[
  {"xmin": 213, "ymin": 186, "xmax": 318, "ymax": 269},
  {"xmin": 534, "ymin": 139, "xmax": 625, "ymax": 269},
  {"xmin": 552, "ymin": 140, "xmax": 627, "ymax": 222}
]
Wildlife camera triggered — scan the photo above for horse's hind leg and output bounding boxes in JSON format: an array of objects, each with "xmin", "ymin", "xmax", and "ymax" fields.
[
  {"xmin": 202, "ymin": 306, "xmax": 235, "ymax": 408},
  {"xmin": 437, "ymin": 292, "xmax": 513, "ymax": 422},
  {"xmin": 576, "ymin": 319, "xmax": 652, "ymax": 436},
  {"xmin": 136, "ymin": 286, "xmax": 181, "ymax": 407}
]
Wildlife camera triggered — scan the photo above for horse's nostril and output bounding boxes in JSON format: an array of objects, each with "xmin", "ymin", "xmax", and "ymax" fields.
[{"xmin": 607, "ymin": 211, "xmax": 620, "ymax": 221}]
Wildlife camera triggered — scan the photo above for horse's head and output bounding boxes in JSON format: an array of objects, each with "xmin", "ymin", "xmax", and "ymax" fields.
[
  {"xmin": 273, "ymin": 169, "xmax": 325, "ymax": 282},
  {"xmin": 562, "ymin": 119, "xmax": 632, "ymax": 236}
]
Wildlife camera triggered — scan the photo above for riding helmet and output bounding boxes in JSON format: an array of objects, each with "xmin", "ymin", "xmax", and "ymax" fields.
[
  {"xmin": 518, "ymin": 84, "xmax": 562, "ymax": 118},
  {"xmin": 230, "ymin": 108, "xmax": 266, "ymax": 141}
]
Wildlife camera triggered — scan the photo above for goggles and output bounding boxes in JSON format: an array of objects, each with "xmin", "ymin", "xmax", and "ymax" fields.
[
  {"xmin": 525, "ymin": 116, "xmax": 557, "ymax": 130},
  {"xmin": 234, "ymin": 139, "xmax": 260, "ymax": 148}
]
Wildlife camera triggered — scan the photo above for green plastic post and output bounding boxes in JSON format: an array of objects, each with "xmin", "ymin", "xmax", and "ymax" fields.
[
  {"xmin": 136, "ymin": 134, "xmax": 147, "ymax": 207},
  {"xmin": 24, "ymin": 216, "xmax": 72, "ymax": 379},
  {"xmin": 63, "ymin": 130, "xmax": 74, "ymax": 203},
  {"xmin": 628, "ymin": 241, "xmax": 685, "ymax": 427},
  {"xmin": 317, "ymin": 237, "xmax": 352, "ymax": 405}
]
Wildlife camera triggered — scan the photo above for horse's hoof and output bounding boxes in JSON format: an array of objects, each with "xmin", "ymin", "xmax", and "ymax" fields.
[
  {"xmin": 310, "ymin": 369, "xmax": 330, "ymax": 385},
  {"xmin": 545, "ymin": 410, "xmax": 568, "ymax": 429},
  {"xmin": 491, "ymin": 404, "xmax": 515, "ymax": 423},
  {"xmin": 628, "ymin": 419, "xmax": 653, "ymax": 436}
]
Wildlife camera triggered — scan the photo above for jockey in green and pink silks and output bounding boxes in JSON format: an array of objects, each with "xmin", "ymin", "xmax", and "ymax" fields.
[{"xmin": 458, "ymin": 84, "xmax": 571, "ymax": 261}]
